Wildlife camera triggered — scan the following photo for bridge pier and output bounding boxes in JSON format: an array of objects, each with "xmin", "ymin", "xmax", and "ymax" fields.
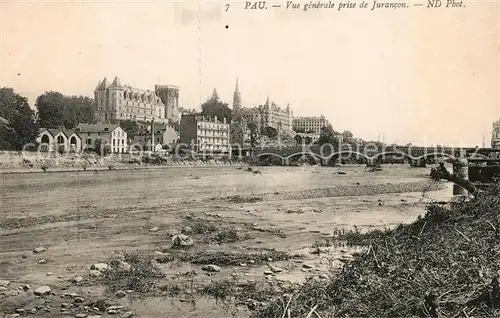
[
  {"xmin": 452, "ymin": 159, "xmax": 469, "ymax": 196},
  {"xmin": 281, "ymin": 158, "xmax": 289, "ymax": 166},
  {"xmin": 410, "ymin": 159, "xmax": 426, "ymax": 167}
]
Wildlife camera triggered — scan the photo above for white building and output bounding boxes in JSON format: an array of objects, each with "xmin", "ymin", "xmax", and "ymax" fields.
[
  {"xmin": 293, "ymin": 115, "xmax": 331, "ymax": 134},
  {"xmin": 76, "ymin": 123, "xmax": 128, "ymax": 153},
  {"xmin": 179, "ymin": 114, "xmax": 230, "ymax": 156},
  {"xmin": 37, "ymin": 128, "xmax": 83, "ymax": 153},
  {"xmin": 95, "ymin": 77, "xmax": 174, "ymax": 123}
]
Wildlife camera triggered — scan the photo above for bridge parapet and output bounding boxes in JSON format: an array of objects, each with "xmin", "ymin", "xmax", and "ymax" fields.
[{"xmin": 253, "ymin": 145, "xmax": 482, "ymax": 160}]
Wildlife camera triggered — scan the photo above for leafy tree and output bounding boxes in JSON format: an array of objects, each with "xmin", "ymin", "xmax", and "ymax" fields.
[
  {"xmin": 247, "ymin": 121, "xmax": 259, "ymax": 148},
  {"xmin": 318, "ymin": 124, "xmax": 340, "ymax": 148},
  {"xmin": 120, "ymin": 120, "xmax": 139, "ymax": 138},
  {"xmin": 36, "ymin": 91, "xmax": 95, "ymax": 129},
  {"xmin": 342, "ymin": 130, "xmax": 354, "ymax": 141},
  {"xmin": 93, "ymin": 139, "xmax": 111, "ymax": 156},
  {"xmin": 0, "ymin": 88, "xmax": 39, "ymax": 150},
  {"xmin": 262, "ymin": 126, "xmax": 278, "ymax": 138},
  {"xmin": 200, "ymin": 98, "xmax": 232, "ymax": 122},
  {"xmin": 294, "ymin": 127, "xmax": 306, "ymax": 133},
  {"xmin": 306, "ymin": 129, "xmax": 316, "ymax": 134}
]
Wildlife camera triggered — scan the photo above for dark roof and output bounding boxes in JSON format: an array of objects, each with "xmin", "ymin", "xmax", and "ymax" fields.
[
  {"xmin": 76, "ymin": 123, "xmax": 121, "ymax": 133},
  {"xmin": 39, "ymin": 128, "xmax": 81, "ymax": 138}
]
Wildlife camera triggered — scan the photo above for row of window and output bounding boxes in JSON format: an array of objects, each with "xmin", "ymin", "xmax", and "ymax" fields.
[
  {"xmin": 198, "ymin": 132, "xmax": 229, "ymax": 137},
  {"xmin": 120, "ymin": 91, "xmax": 161, "ymax": 104}
]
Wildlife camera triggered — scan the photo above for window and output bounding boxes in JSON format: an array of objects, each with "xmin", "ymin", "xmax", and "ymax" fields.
[
  {"xmin": 113, "ymin": 139, "xmax": 115, "ymax": 146},
  {"xmin": 87, "ymin": 133, "xmax": 90, "ymax": 136},
  {"xmin": 97, "ymin": 132, "xmax": 101, "ymax": 136},
  {"xmin": 104, "ymin": 128, "xmax": 109, "ymax": 132},
  {"xmin": 87, "ymin": 138, "xmax": 91, "ymax": 144}
]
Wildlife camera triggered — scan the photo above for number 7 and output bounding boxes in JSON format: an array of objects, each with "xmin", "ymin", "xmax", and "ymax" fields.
[{"xmin": 225, "ymin": 3, "xmax": 230, "ymax": 11}]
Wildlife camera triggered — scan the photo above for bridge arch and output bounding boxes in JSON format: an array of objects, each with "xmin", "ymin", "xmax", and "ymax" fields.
[
  {"xmin": 256, "ymin": 152, "xmax": 285, "ymax": 160},
  {"xmin": 325, "ymin": 151, "xmax": 369, "ymax": 165},
  {"xmin": 286, "ymin": 152, "xmax": 324, "ymax": 161},
  {"xmin": 372, "ymin": 151, "xmax": 412, "ymax": 162},
  {"xmin": 417, "ymin": 152, "xmax": 457, "ymax": 161}
]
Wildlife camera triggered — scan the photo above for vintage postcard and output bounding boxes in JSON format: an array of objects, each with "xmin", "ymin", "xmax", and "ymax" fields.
[{"xmin": 0, "ymin": 0, "xmax": 498, "ymax": 317}]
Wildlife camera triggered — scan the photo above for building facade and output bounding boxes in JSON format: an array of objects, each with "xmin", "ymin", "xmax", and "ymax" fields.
[
  {"xmin": 293, "ymin": 115, "xmax": 330, "ymax": 134},
  {"xmin": 95, "ymin": 77, "xmax": 180, "ymax": 123},
  {"xmin": 492, "ymin": 120, "xmax": 500, "ymax": 148},
  {"xmin": 258, "ymin": 97, "xmax": 294, "ymax": 132},
  {"xmin": 132, "ymin": 123, "xmax": 179, "ymax": 151},
  {"xmin": 37, "ymin": 128, "xmax": 82, "ymax": 152},
  {"xmin": 179, "ymin": 114, "xmax": 230, "ymax": 156},
  {"xmin": 76, "ymin": 123, "xmax": 128, "ymax": 153},
  {"xmin": 230, "ymin": 117, "xmax": 251, "ymax": 147},
  {"xmin": 155, "ymin": 85, "xmax": 180, "ymax": 122}
]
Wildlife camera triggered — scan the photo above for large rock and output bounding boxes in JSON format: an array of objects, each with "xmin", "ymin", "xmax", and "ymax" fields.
[
  {"xmin": 201, "ymin": 265, "xmax": 221, "ymax": 272},
  {"xmin": 171, "ymin": 234, "xmax": 194, "ymax": 248},
  {"xmin": 33, "ymin": 247, "xmax": 46, "ymax": 253},
  {"xmin": 0, "ymin": 280, "xmax": 10, "ymax": 287},
  {"xmin": 90, "ymin": 263, "xmax": 109, "ymax": 272},
  {"xmin": 34, "ymin": 286, "xmax": 51, "ymax": 296}
]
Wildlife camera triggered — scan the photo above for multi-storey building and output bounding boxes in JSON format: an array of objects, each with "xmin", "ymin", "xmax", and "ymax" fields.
[
  {"xmin": 179, "ymin": 114, "xmax": 230, "ymax": 156},
  {"xmin": 75, "ymin": 123, "xmax": 128, "ymax": 153},
  {"xmin": 492, "ymin": 120, "xmax": 500, "ymax": 149},
  {"xmin": 155, "ymin": 85, "xmax": 180, "ymax": 122},
  {"xmin": 94, "ymin": 77, "xmax": 179, "ymax": 123},
  {"xmin": 258, "ymin": 97, "xmax": 293, "ymax": 132},
  {"xmin": 293, "ymin": 115, "xmax": 330, "ymax": 134}
]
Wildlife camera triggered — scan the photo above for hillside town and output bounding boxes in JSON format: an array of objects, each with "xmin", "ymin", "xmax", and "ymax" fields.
[{"xmin": 0, "ymin": 77, "xmax": 351, "ymax": 157}]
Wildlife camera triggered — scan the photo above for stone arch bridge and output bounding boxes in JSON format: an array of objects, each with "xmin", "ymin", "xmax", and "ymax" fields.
[{"xmin": 252, "ymin": 145, "xmax": 496, "ymax": 166}]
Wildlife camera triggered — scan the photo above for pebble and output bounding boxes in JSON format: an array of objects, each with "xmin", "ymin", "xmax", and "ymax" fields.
[
  {"xmin": 33, "ymin": 247, "xmax": 47, "ymax": 253},
  {"xmin": 269, "ymin": 265, "xmax": 283, "ymax": 273},
  {"xmin": 0, "ymin": 280, "xmax": 10, "ymax": 287},
  {"xmin": 263, "ymin": 270, "xmax": 274, "ymax": 276},
  {"xmin": 149, "ymin": 226, "xmax": 159, "ymax": 232},
  {"xmin": 89, "ymin": 270, "xmax": 102, "ymax": 277},
  {"xmin": 38, "ymin": 259, "xmax": 47, "ymax": 264},
  {"xmin": 90, "ymin": 263, "xmax": 109, "ymax": 272},
  {"xmin": 115, "ymin": 290, "xmax": 127, "ymax": 298},
  {"xmin": 73, "ymin": 297, "xmax": 85, "ymax": 303},
  {"xmin": 302, "ymin": 263, "xmax": 313, "ymax": 269},
  {"xmin": 72, "ymin": 276, "xmax": 84, "ymax": 283},
  {"xmin": 122, "ymin": 312, "xmax": 134, "ymax": 318},
  {"xmin": 46, "ymin": 272, "xmax": 53, "ymax": 276},
  {"xmin": 75, "ymin": 314, "xmax": 87, "ymax": 318},
  {"xmin": 34, "ymin": 286, "xmax": 51, "ymax": 296}
]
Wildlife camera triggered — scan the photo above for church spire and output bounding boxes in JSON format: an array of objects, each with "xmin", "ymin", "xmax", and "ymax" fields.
[
  {"xmin": 232, "ymin": 77, "xmax": 242, "ymax": 111},
  {"xmin": 211, "ymin": 88, "xmax": 220, "ymax": 101}
]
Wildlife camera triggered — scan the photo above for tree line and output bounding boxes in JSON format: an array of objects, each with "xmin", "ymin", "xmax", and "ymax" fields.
[
  {"xmin": 0, "ymin": 86, "xmax": 366, "ymax": 151},
  {"xmin": 0, "ymin": 88, "xmax": 96, "ymax": 150}
]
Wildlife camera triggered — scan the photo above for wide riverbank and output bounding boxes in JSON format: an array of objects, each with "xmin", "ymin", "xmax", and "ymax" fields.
[{"xmin": 0, "ymin": 165, "xmax": 450, "ymax": 317}]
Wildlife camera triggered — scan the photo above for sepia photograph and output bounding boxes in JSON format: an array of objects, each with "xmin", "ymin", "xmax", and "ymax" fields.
[{"xmin": 0, "ymin": 0, "xmax": 498, "ymax": 317}]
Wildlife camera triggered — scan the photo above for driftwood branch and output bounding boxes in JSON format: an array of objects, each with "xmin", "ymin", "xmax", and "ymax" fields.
[{"xmin": 433, "ymin": 162, "xmax": 480, "ymax": 197}]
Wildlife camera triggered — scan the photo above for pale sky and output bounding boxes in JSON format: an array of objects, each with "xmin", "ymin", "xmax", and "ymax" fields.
[{"xmin": 0, "ymin": 0, "xmax": 498, "ymax": 146}]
